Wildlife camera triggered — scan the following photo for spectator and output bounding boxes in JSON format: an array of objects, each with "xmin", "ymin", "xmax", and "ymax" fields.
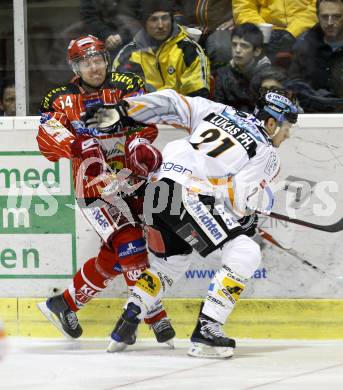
[
  {"xmin": 287, "ymin": 0, "xmax": 343, "ymax": 111},
  {"xmin": 232, "ymin": 0, "xmax": 317, "ymax": 64},
  {"xmin": 80, "ymin": 0, "xmax": 142, "ymax": 57},
  {"xmin": 174, "ymin": 0, "xmax": 234, "ymax": 69},
  {"xmin": 250, "ymin": 66, "xmax": 287, "ymax": 103},
  {"xmin": 0, "ymin": 77, "xmax": 15, "ymax": 116},
  {"xmin": 214, "ymin": 23, "xmax": 271, "ymax": 111},
  {"xmin": 112, "ymin": 0, "xmax": 210, "ymax": 98}
]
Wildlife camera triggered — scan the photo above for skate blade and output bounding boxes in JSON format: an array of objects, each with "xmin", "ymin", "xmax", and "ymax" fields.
[
  {"xmin": 187, "ymin": 342, "xmax": 234, "ymax": 359},
  {"xmin": 166, "ymin": 338, "xmax": 175, "ymax": 349},
  {"xmin": 106, "ymin": 339, "xmax": 129, "ymax": 353},
  {"xmin": 36, "ymin": 302, "xmax": 73, "ymax": 340}
]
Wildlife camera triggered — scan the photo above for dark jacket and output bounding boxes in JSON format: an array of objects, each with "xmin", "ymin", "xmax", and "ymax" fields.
[
  {"xmin": 284, "ymin": 79, "xmax": 343, "ymax": 113},
  {"xmin": 174, "ymin": 0, "xmax": 233, "ymax": 32},
  {"xmin": 214, "ymin": 56, "xmax": 271, "ymax": 112},
  {"xmin": 289, "ymin": 24, "xmax": 343, "ymax": 98},
  {"xmin": 80, "ymin": 0, "xmax": 142, "ymax": 44}
]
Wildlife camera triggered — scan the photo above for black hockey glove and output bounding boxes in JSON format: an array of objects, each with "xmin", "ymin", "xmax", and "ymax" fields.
[
  {"xmin": 82, "ymin": 100, "xmax": 131, "ymax": 134},
  {"xmin": 238, "ymin": 214, "xmax": 258, "ymax": 237}
]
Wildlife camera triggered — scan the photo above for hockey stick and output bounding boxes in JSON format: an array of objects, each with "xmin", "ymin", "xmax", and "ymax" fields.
[
  {"xmin": 258, "ymin": 228, "xmax": 327, "ymax": 275},
  {"xmin": 259, "ymin": 228, "xmax": 343, "ymax": 283},
  {"xmin": 103, "ymin": 171, "xmax": 343, "ymax": 233},
  {"xmin": 257, "ymin": 211, "xmax": 343, "ymax": 233}
]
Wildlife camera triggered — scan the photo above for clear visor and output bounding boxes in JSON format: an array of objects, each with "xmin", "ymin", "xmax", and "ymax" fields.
[{"xmin": 71, "ymin": 51, "xmax": 108, "ymax": 74}]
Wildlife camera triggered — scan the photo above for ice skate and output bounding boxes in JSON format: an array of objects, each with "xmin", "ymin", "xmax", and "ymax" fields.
[
  {"xmin": 37, "ymin": 294, "xmax": 82, "ymax": 339},
  {"xmin": 151, "ymin": 317, "xmax": 175, "ymax": 349},
  {"xmin": 188, "ymin": 314, "xmax": 235, "ymax": 358},
  {"xmin": 107, "ymin": 302, "xmax": 141, "ymax": 353}
]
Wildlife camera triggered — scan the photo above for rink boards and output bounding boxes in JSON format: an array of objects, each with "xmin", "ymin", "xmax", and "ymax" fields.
[
  {"xmin": 1, "ymin": 297, "xmax": 343, "ymax": 339},
  {"xmin": 0, "ymin": 115, "xmax": 343, "ymax": 338}
]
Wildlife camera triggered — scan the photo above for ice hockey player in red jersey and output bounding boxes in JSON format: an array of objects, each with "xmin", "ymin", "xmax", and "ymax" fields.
[{"xmin": 36, "ymin": 35, "xmax": 175, "ymax": 349}]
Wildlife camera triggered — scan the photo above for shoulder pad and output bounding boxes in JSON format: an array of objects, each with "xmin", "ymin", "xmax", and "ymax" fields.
[
  {"xmin": 106, "ymin": 72, "xmax": 146, "ymax": 95},
  {"xmin": 40, "ymin": 83, "xmax": 80, "ymax": 112}
]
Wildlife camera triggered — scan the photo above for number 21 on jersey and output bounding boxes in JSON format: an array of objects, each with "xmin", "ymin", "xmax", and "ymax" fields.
[{"xmin": 190, "ymin": 128, "xmax": 235, "ymax": 157}]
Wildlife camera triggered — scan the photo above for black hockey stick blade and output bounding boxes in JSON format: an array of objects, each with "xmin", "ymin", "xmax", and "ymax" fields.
[
  {"xmin": 264, "ymin": 211, "xmax": 343, "ymax": 233},
  {"xmin": 258, "ymin": 228, "xmax": 326, "ymax": 275}
]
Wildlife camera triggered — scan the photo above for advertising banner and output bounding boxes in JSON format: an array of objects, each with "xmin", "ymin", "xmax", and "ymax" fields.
[
  {"xmin": 0, "ymin": 118, "xmax": 342, "ymax": 298},
  {"xmin": 0, "ymin": 151, "xmax": 76, "ymax": 279}
]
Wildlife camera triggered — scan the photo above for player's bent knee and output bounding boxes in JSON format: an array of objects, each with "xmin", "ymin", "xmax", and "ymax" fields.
[
  {"xmin": 149, "ymin": 253, "xmax": 191, "ymax": 286},
  {"xmin": 113, "ymin": 227, "xmax": 149, "ymax": 271},
  {"xmin": 95, "ymin": 256, "xmax": 122, "ymax": 279},
  {"xmin": 221, "ymin": 234, "xmax": 261, "ymax": 279},
  {"xmin": 96, "ymin": 243, "xmax": 123, "ymax": 278}
]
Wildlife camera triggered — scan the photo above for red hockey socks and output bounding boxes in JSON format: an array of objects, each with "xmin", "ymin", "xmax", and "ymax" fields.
[{"xmin": 63, "ymin": 256, "xmax": 120, "ymax": 311}]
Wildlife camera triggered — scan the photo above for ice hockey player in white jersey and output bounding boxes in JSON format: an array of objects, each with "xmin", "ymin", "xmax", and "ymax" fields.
[{"xmin": 86, "ymin": 87, "xmax": 298, "ymax": 358}]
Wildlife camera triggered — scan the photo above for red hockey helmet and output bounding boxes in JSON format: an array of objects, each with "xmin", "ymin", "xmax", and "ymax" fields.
[{"xmin": 67, "ymin": 35, "xmax": 109, "ymax": 74}]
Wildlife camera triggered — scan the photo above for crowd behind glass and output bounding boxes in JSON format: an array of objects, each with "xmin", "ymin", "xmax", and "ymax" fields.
[{"xmin": 1, "ymin": 0, "xmax": 343, "ymax": 115}]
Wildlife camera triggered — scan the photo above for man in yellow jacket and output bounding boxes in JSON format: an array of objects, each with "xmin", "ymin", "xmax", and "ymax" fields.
[
  {"xmin": 112, "ymin": 0, "xmax": 210, "ymax": 98},
  {"xmin": 232, "ymin": 0, "xmax": 318, "ymax": 62}
]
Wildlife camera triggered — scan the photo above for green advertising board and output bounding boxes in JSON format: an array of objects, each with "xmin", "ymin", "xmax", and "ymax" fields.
[{"xmin": 0, "ymin": 151, "xmax": 77, "ymax": 278}]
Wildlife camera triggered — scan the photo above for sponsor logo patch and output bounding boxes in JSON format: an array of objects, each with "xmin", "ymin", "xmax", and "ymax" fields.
[
  {"xmin": 218, "ymin": 276, "xmax": 245, "ymax": 303},
  {"xmin": 131, "ymin": 291, "xmax": 144, "ymax": 303},
  {"xmin": 136, "ymin": 270, "xmax": 161, "ymax": 297},
  {"xmin": 84, "ymin": 98, "xmax": 102, "ymax": 109},
  {"xmin": 126, "ymin": 269, "xmax": 143, "ymax": 281},
  {"xmin": 91, "ymin": 208, "xmax": 110, "ymax": 230},
  {"xmin": 76, "ymin": 284, "xmax": 99, "ymax": 305},
  {"xmin": 183, "ymin": 196, "xmax": 227, "ymax": 245},
  {"xmin": 118, "ymin": 238, "xmax": 146, "ymax": 258},
  {"xmin": 206, "ymin": 295, "xmax": 225, "ymax": 307},
  {"xmin": 113, "ymin": 262, "xmax": 122, "ymax": 272},
  {"xmin": 176, "ymin": 223, "xmax": 208, "ymax": 253},
  {"xmin": 82, "ymin": 207, "xmax": 114, "ymax": 241},
  {"xmin": 42, "ymin": 86, "xmax": 68, "ymax": 110},
  {"xmin": 161, "ymin": 162, "xmax": 192, "ymax": 175},
  {"xmin": 157, "ymin": 271, "xmax": 173, "ymax": 290}
]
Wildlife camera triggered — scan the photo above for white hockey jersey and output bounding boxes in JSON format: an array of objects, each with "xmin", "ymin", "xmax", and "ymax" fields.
[{"xmin": 125, "ymin": 89, "xmax": 280, "ymax": 217}]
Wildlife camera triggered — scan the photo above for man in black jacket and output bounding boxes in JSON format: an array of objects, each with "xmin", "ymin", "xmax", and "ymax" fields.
[
  {"xmin": 288, "ymin": 0, "xmax": 343, "ymax": 112},
  {"xmin": 214, "ymin": 23, "xmax": 271, "ymax": 112},
  {"xmin": 80, "ymin": 0, "xmax": 142, "ymax": 57}
]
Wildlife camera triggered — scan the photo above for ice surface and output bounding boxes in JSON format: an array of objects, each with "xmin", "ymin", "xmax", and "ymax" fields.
[{"xmin": 0, "ymin": 338, "xmax": 342, "ymax": 389}]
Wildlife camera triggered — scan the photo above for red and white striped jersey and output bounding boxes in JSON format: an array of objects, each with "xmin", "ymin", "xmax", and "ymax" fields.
[{"xmin": 37, "ymin": 72, "xmax": 158, "ymax": 198}]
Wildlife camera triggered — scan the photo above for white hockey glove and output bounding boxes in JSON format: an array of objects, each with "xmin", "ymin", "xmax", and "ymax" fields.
[{"xmin": 82, "ymin": 101, "xmax": 130, "ymax": 134}]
